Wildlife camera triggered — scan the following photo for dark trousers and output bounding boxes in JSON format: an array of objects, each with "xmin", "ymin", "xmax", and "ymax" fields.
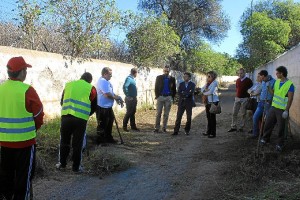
[
  {"xmin": 123, "ymin": 97, "xmax": 137, "ymax": 128},
  {"xmin": 262, "ymin": 107, "xmax": 285, "ymax": 145},
  {"xmin": 0, "ymin": 145, "xmax": 36, "ymax": 200},
  {"xmin": 59, "ymin": 115, "xmax": 87, "ymax": 171},
  {"xmin": 174, "ymin": 103, "xmax": 192, "ymax": 133},
  {"xmin": 96, "ymin": 106, "xmax": 114, "ymax": 142},
  {"xmin": 205, "ymin": 103, "xmax": 218, "ymax": 136}
]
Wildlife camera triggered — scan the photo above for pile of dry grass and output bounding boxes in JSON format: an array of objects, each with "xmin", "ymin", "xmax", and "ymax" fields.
[{"xmin": 83, "ymin": 147, "xmax": 132, "ymax": 178}]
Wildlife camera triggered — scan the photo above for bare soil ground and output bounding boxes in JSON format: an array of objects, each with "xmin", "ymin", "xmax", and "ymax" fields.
[{"xmin": 33, "ymin": 85, "xmax": 300, "ymax": 200}]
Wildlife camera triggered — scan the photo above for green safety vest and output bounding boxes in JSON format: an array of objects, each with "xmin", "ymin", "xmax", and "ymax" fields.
[
  {"xmin": 61, "ymin": 80, "xmax": 92, "ymax": 120},
  {"xmin": 0, "ymin": 80, "xmax": 36, "ymax": 142},
  {"xmin": 272, "ymin": 79, "xmax": 293, "ymax": 110}
]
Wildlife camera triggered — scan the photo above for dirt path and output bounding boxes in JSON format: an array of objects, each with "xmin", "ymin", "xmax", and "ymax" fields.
[{"xmin": 33, "ymin": 85, "xmax": 253, "ymax": 200}]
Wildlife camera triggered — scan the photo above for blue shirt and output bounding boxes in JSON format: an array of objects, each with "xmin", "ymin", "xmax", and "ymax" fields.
[
  {"xmin": 96, "ymin": 77, "xmax": 114, "ymax": 108},
  {"xmin": 123, "ymin": 75, "xmax": 137, "ymax": 97},
  {"xmin": 279, "ymin": 81, "xmax": 295, "ymax": 93},
  {"xmin": 260, "ymin": 75, "xmax": 276, "ymax": 101},
  {"xmin": 161, "ymin": 76, "xmax": 171, "ymax": 95}
]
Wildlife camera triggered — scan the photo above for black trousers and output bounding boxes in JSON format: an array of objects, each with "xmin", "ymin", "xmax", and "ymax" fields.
[
  {"xmin": 123, "ymin": 97, "xmax": 137, "ymax": 128},
  {"xmin": 96, "ymin": 106, "xmax": 114, "ymax": 142},
  {"xmin": 0, "ymin": 145, "xmax": 36, "ymax": 200},
  {"xmin": 59, "ymin": 115, "xmax": 87, "ymax": 171},
  {"xmin": 205, "ymin": 103, "xmax": 218, "ymax": 136},
  {"xmin": 174, "ymin": 103, "xmax": 193, "ymax": 133}
]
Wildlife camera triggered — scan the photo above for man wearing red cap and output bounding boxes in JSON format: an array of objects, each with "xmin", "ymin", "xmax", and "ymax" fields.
[{"xmin": 0, "ymin": 56, "xmax": 44, "ymax": 200}]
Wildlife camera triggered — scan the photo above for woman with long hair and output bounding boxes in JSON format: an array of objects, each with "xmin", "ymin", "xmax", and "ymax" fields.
[{"xmin": 201, "ymin": 71, "xmax": 219, "ymax": 138}]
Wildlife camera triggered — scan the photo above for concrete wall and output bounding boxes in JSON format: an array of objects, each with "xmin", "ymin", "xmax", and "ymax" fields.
[
  {"xmin": 0, "ymin": 46, "xmax": 209, "ymax": 118},
  {"xmin": 253, "ymin": 43, "xmax": 300, "ymax": 135}
]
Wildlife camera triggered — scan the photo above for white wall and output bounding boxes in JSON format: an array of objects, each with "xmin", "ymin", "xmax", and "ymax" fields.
[
  {"xmin": 0, "ymin": 46, "xmax": 208, "ymax": 118},
  {"xmin": 253, "ymin": 43, "xmax": 300, "ymax": 135}
]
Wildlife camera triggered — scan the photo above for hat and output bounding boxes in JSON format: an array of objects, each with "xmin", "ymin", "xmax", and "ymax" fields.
[{"xmin": 7, "ymin": 56, "xmax": 32, "ymax": 72}]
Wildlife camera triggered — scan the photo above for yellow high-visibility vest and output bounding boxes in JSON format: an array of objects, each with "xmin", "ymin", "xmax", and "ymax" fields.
[
  {"xmin": 272, "ymin": 79, "xmax": 293, "ymax": 110},
  {"xmin": 61, "ymin": 80, "xmax": 92, "ymax": 120},
  {"xmin": 0, "ymin": 80, "xmax": 36, "ymax": 142}
]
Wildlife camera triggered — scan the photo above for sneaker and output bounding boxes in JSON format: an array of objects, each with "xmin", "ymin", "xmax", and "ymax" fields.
[
  {"xmin": 208, "ymin": 134, "xmax": 216, "ymax": 138},
  {"xmin": 55, "ymin": 163, "xmax": 66, "ymax": 170},
  {"xmin": 185, "ymin": 131, "xmax": 190, "ymax": 135},
  {"xmin": 123, "ymin": 127, "xmax": 130, "ymax": 132},
  {"xmin": 227, "ymin": 128, "xmax": 237, "ymax": 132},
  {"xmin": 260, "ymin": 139, "xmax": 267, "ymax": 145},
  {"xmin": 275, "ymin": 144, "xmax": 283, "ymax": 152},
  {"xmin": 163, "ymin": 128, "xmax": 167, "ymax": 133},
  {"xmin": 203, "ymin": 132, "xmax": 209, "ymax": 136},
  {"xmin": 153, "ymin": 129, "xmax": 159, "ymax": 133},
  {"xmin": 171, "ymin": 132, "xmax": 178, "ymax": 136}
]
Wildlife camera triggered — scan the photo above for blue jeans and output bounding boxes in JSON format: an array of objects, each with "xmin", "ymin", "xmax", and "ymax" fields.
[{"xmin": 252, "ymin": 101, "xmax": 271, "ymax": 136}]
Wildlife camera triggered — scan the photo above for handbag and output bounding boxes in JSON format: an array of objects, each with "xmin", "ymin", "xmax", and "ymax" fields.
[
  {"xmin": 209, "ymin": 94, "xmax": 221, "ymax": 114},
  {"xmin": 246, "ymin": 98, "xmax": 256, "ymax": 111}
]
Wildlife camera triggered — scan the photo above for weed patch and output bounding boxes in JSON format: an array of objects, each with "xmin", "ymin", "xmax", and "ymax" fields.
[{"xmin": 84, "ymin": 147, "xmax": 132, "ymax": 178}]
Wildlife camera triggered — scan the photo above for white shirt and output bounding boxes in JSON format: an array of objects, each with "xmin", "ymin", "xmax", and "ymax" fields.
[
  {"xmin": 96, "ymin": 77, "xmax": 114, "ymax": 108},
  {"xmin": 201, "ymin": 80, "xmax": 219, "ymax": 103}
]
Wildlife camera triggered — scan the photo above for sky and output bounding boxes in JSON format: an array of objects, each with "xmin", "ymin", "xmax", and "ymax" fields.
[
  {"xmin": 115, "ymin": 0, "xmax": 300, "ymax": 56},
  {"xmin": 1, "ymin": 0, "xmax": 299, "ymax": 57},
  {"xmin": 114, "ymin": 0, "xmax": 253, "ymax": 56}
]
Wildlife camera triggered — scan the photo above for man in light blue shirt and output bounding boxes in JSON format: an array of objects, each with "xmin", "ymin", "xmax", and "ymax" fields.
[
  {"xmin": 250, "ymin": 70, "xmax": 275, "ymax": 139},
  {"xmin": 96, "ymin": 67, "xmax": 123, "ymax": 144},
  {"xmin": 122, "ymin": 68, "xmax": 139, "ymax": 132}
]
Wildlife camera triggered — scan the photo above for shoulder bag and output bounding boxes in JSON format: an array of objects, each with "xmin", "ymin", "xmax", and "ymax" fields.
[{"xmin": 209, "ymin": 93, "xmax": 221, "ymax": 114}]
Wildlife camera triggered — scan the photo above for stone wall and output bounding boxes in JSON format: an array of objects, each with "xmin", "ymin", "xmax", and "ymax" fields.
[
  {"xmin": 0, "ymin": 46, "xmax": 209, "ymax": 118},
  {"xmin": 253, "ymin": 43, "xmax": 300, "ymax": 135}
]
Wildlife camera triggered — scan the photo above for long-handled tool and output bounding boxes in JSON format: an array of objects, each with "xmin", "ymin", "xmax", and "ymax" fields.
[
  {"xmin": 255, "ymin": 110, "xmax": 266, "ymax": 158},
  {"xmin": 112, "ymin": 110, "xmax": 124, "ymax": 144},
  {"xmin": 284, "ymin": 116, "xmax": 293, "ymax": 140}
]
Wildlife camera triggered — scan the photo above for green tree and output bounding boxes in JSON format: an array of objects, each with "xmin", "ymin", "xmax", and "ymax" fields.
[
  {"xmin": 16, "ymin": 0, "xmax": 42, "ymax": 50},
  {"xmin": 138, "ymin": 0, "xmax": 230, "ymax": 70},
  {"xmin": 127, "ymin": 15, "xmax": 181, "ymax": 68},
  {"xmin": 237, "ymin": 0, "xmax": 300, "ymax": 70},
  {"xmin": 47, "ymin": 0, "xmax": 121, "ymax": 58},
  {"xmin": 238, "ymin": 12, "xmax": 290, "ymax": 70},
  {"xmin": 223, "ymin": 54, "xmax": 242, "ymax": 76},
  {"xmin": 185, "ymin": 43, "xmax": 240, "ymax": 75}
]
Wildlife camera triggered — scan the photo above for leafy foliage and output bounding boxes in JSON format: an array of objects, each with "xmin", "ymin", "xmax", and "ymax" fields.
[
  {"xmin": 127, "ymin": 15, "xmax": 180, "ymax": 68},
  {"xmin": 138, "ymin": 0, "xmax": 230, "ymax": 70},
  {"xmin": 185, "ymin": 43, "xmax": 241, "ymax": 75},
  {"xmin": 47, "ymin": 0, "xmax": 121, "ymax": 58},
  {"xmin": 138, "ymin": 0, "xmax": 230, "ymax": 45},
  {"xmin": 16, "ymin": 0, "xmax": 43, "ymax": 50},
  {"xmin": 237, "ymin": 0, "xmax": 300, "ymax": 70}
]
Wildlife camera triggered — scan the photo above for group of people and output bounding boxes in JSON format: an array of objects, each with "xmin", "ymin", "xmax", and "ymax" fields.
[
  {"xmin": 152, "ymin": 66, "xmax": 220, "ymax": 139},
  {"xmin": 0, "ymin": 56, "xmax": 295, "ymax": 199},
  {"xmin": 0, "ymin": 57, "xmax": 139, "ymax": 199},
  {"xmin": 228, "ymin": 67, "xmax": 295, "ymax": 152}
]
